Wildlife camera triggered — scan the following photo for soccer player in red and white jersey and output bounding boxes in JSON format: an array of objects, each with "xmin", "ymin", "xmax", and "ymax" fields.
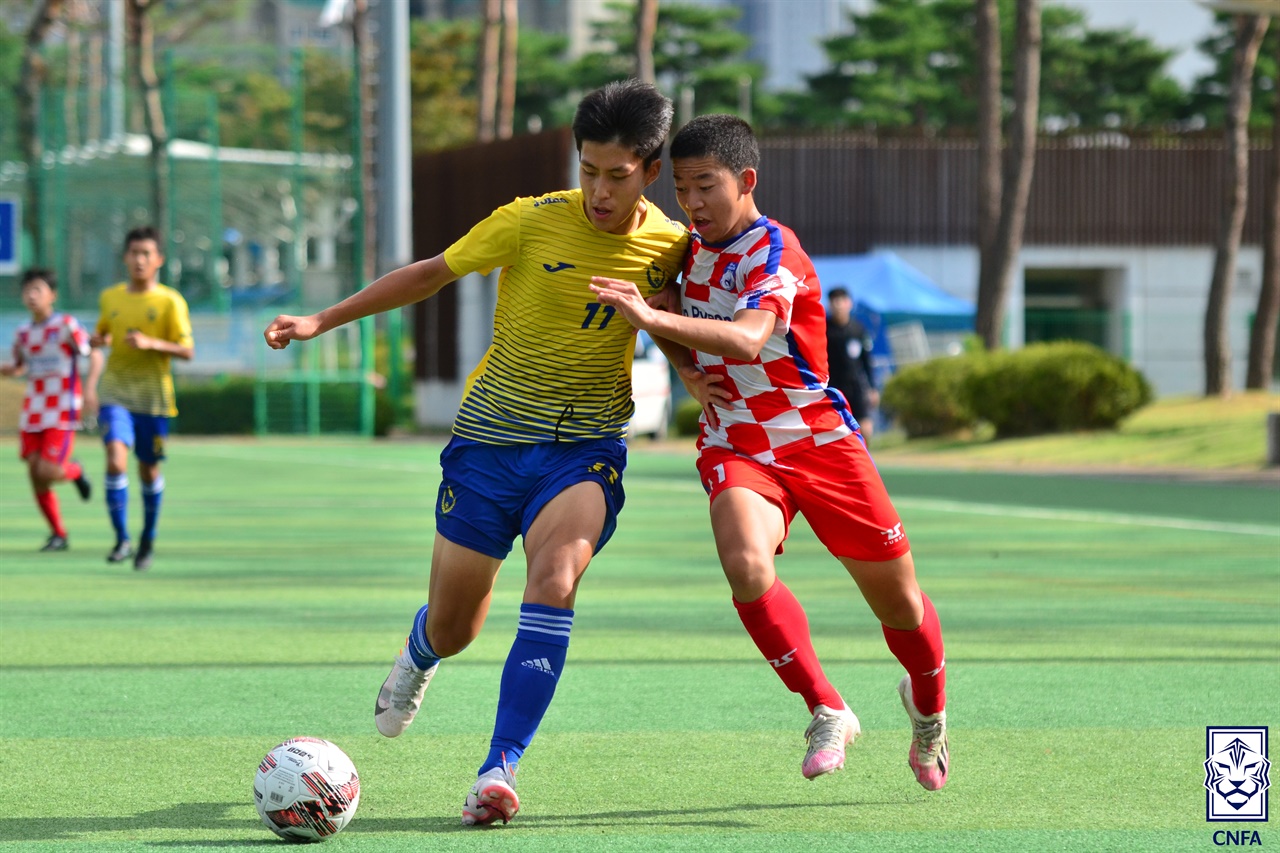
[
  {"xmin": 591, "ymin": 114, "xmax": 949, "ymax": 791},
  {"xmin": 1, "ymin": 269, "xmax": 99, "ymax": 551}
]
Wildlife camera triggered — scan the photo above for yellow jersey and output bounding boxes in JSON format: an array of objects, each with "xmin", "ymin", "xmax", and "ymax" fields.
[
  {"xmin": 96, "ymin": 283, "xmax": 194, "ymax": 417},
  {"xmin": 443, "ymin": 188, "xmax": 689, "ymax": 444}
]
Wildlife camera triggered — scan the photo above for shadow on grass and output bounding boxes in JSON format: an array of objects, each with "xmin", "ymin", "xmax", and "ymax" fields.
[{"xmin": 0, "ymin": 799, "xmax": 910, "ymax": 842}]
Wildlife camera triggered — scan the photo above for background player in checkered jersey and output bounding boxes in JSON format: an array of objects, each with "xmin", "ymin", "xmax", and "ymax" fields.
[
  {"xmin": 88, "ymin": 226, "xmax": 195, "ymax": 572},
  {"xmin": 1, "ymin": 268, "xmax": 99, "ymax": 551},
  {"xmin": 590, "ymin": 114, "xmax": 949, "ymax": 791},
  {"xmin": 263, "ymin": 80, "xmax": 689, "ymax": 826}
]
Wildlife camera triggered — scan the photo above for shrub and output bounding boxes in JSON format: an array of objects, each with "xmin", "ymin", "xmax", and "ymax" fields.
[
  {"xmin": 173, "ymin": 376, "xmax": 395, "ymax": 436},
  {"xmin": 172, "ymin": 376, "xmax": 256, "ymax": 434},
  {"xmin": 881, "ymin": 354, "xmax": 983, "ymax": 438},
  {"xmin": 965, "ymin": 341, "xmax": 1153, "ymax": 438},
  {"xmin": 674, "ymin": 397, "xmax": 705, "ymax": 436}
]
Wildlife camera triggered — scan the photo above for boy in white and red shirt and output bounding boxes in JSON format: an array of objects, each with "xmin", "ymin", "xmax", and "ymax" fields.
[
  {"xmin": 591, "ymin": 114, "xmax": 949, "ymax": 792},
  {"xmin": 2, "ymin": 268, "xmax": 98, "ymax": 551}
]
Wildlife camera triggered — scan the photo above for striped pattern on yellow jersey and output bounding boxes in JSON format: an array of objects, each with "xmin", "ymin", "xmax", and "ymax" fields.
[
  {"xmin": 443, "ymin": 188, "xmax": 688, "ymax": 444},
  {"xmin": 96, "ymin": 283, "xmax": 194, "ymax": 417}
]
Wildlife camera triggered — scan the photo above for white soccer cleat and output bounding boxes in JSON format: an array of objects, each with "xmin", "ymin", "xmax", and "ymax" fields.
[
  {"xmin": 461, "ymin": 759, "xmax": 519, "ymax": 826},
  {"xmin": 802, "ymin": 703, "xmax": 861, "ymax": 779},
  {"xmin": 898, "ymin": 674, "xmax": 949, "ymax": 790},
  {"xmin": 374, "ymin": 646, "xmax": 438, "ymax": 738}
]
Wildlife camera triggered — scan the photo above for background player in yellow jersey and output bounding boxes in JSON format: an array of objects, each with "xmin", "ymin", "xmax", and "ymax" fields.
[
  {"xmin": 88, "ymin": 226, "xmax": 194, "ymax": 571},
  {"xmin": 263, "ymin": 80, "xmax": 688, "ymax": 827}
]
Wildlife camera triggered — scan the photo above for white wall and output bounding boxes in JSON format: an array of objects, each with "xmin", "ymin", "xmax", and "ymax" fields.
[{"xmin": 881, "ymin": 244, "xmax": 1268, "ymax": 398}]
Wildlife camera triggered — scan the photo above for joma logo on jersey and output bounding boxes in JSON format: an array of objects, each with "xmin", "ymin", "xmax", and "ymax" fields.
[
  {"xmin": 543, "ymin": 261, "xmax": 576, "ymax": 273},
  {"xmin": 587, "ymin": 461, "xmax": 618, "ymax": 485},
  {"xmin": 1205, "ymin": 727, "xmax": 1270, "ymax": 822}
]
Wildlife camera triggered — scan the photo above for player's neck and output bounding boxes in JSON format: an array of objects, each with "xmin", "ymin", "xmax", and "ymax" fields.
[
  {"xmin": 127, "ymin": 278, "xmax": 157, "ymax": 293},
  {"xmin": 613, "ymin": 199, "xmax": 647, "ymax": 236},
  {"xmin": 29, "ymin": 307, "xmax": 53, "ymax": 324}
]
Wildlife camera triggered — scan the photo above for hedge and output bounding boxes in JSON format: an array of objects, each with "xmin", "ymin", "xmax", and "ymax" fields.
[{"xmin": 880, "ymin": 354, "xmax": 983, "ymax": 438}]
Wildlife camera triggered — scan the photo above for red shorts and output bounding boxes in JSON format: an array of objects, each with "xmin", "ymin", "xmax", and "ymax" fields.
[
  {"xmin": 20, "ymin": 428, "xmax": 75, "ymax": 465},
  {"xmin": 696, "ymin": 434, "xmax": 910, "ymax": 562}
]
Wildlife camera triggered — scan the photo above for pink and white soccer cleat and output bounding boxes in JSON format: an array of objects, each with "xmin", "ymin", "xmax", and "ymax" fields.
[
  {"xmin": 898, "ymin": 675, "xmax": 949, "ymax": 790},
  {"xmin": 461, "ymin": 759, "xmax": 519, "ymax": 826},
  {"xmin": 802, "ymin": 704, "xmax": 861, "ymax": 779}
]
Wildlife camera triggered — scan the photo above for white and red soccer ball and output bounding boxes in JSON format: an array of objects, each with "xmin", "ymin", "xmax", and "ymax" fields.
[{"xmin": 254, "ymin": 737, "xmax": 360, "ymax": 842}]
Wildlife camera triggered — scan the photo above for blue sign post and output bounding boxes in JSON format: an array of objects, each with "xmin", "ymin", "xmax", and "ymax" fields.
[{"xmin": 0, "ymin": 195, "xmax": 20, "ymax": 275}]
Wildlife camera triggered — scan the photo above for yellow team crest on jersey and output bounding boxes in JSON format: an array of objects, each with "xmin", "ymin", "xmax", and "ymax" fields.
[{"xmin": 645, "ymin": 261, "xmax": 668, "ymax": 292}]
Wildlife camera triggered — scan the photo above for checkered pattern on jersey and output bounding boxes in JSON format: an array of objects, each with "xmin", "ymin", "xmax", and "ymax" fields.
[
  {"xmin": 14, "ymin": 313, "xmax": 91, "ymax": 432},
  {"xmin": 682, "ymin": 217, "xmax": 855, "ymax": 464}
]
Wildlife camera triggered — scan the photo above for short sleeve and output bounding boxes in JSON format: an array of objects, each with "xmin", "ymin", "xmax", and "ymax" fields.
[
  {"xmin": 168, "ymin": 293, "xmax": 194, "ymax": 348},
  {"xmin": 443, "ymin": 200, "xmax": 522, "ymax": 277},
  {"xmin": 65, "ymin": 316, "xmax": 91, "ymax": 356}
]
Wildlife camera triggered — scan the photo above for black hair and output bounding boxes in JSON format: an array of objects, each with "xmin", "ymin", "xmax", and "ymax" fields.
[
  {"xmin": 20, "ymin": 267, "xmax": 56, "ymax": 291},
  {"xmin": 572, "ymin": 79, "xmax": 673, "ymax": 168},
  {"xmin": 670, "ymin": 114, "xmax": 760, "ymax": 174},
  {"xmin": 123, "ymin": 225, "xmax": 162, "ymax": 252},
  {"xmin": 827, "ymin": 287, "xmax": 851, "ymax": 301}
]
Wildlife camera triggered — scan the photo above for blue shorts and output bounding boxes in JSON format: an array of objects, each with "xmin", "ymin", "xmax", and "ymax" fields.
[
  {"xmin": 435, "ymin": 436, "xmax": 627, "ymax": 560},
  {"xmin": 100, "ymin": 404, "xmax": 170, "ymax": 464}
]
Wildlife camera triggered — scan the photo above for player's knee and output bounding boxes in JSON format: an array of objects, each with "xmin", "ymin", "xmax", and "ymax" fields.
[
  {"xmin": 523, "ymin": 569, "xmax": 581, "ymax": 610},
  {"xmin": 870, "ymin": 588, "xmax": 924, "ymax": 631},
  {"xmin": 720, "ymin": 554, "xmax": 776, "ymax": 602}
]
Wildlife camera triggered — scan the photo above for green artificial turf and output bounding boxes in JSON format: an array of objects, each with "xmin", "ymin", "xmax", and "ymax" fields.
[{"xmin": 1, "ymin": 438, "xmax": 1277, "ymax": 851}]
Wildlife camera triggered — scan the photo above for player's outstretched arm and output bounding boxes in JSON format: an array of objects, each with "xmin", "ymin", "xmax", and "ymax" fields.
[
  {"xmin": 265, "ymin": 255, "xmax": 458, "ymax": 350},
  {"xmin": 590, "ymin": 276, "xmax": 775, "ymax": 362}
]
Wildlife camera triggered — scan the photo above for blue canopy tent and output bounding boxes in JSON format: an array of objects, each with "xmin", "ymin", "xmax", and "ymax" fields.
[{"xmin": 810, "ymin": 252, "xmax": 975, "ymax": 384}]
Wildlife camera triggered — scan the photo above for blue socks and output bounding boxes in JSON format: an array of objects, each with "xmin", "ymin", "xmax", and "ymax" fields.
[
  {"xmin": 480, "ymin": 603, "xmax": 574, "ymax": 776},
  {"xmin": 105, "ymin": 473, "xmax": 128, "ymax": 543},
  {"xmin": 405, "ymin": 604, "xmax": 441, "ymax": 670},
  {"xmin": 141, "ymin": 475, "xmax": 164, "ymax": 544}
]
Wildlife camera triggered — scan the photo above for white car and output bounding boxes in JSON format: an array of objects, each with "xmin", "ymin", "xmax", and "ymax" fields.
[{"xmin": 629, "ymin": 332, "xmax": 672, "ymax": 440}]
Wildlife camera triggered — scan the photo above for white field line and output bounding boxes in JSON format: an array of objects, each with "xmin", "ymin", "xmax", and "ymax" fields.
[
  {"xmin": 182, "ymin": 445, "xmax": 1280, "ymax": 538},
  {"xmin": 637, "ymin": 481, "xmax": 1280, "ymax": 538}
]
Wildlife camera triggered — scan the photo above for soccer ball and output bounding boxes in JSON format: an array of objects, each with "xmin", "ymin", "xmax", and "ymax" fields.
[{"xmin": 253, "ymin": 737, "xmax": 361, "ymax": 842}]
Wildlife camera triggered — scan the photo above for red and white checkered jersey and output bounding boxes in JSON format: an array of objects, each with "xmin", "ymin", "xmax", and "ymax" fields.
[
  {"xmin": 12, "ymin": 312, "xmax": 92, "ymax": 432},
  {"xmin": 681, "ymin": 217, "xmax": 856, "ymax": 464}
]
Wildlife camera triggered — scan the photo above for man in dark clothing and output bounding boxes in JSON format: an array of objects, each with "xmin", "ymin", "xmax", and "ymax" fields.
[{"xmin": 825, "ymin": 287, "xmax": 879, "ymax": 440}]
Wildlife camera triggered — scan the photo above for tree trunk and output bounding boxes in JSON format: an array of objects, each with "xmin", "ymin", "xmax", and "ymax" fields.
[
  {"xmin": 16, "ymin": 0, "xmax": 66, "ymax": 265},
  {"xmin": 976, "ymin": 0, "xmax": 1041, "ymax": 351},
  {"xmin": 634, "ymin": 0, "xmax": 659, "ymax": 85},
  {"xmin": 1206, "ymin": 15, "xmax": 1268, "ymax": 397},
  {"xmin": 497, "ymin": 0, "xmax": 517, "ymax": 139},
  {"xmin": 476, "ymin": 0, "xmax": 500, "ymax": 143},
  {"xmin": 86, "ymin": 23, "xmax": 103, "ymax": 142},
  {"xmin": 64, "ymin": 19, "xmax": 81, "ymax": 148},
  {"xmin": 351, "ymin": 0, "xmax": 376, "ymax": 284},
  {"xmin": 1246, "ymin": 32, "xmax": 1280, "ymax": 390},
  {"xmin": 974, "ymin": 0, "xmax": 1002, "ymax": 347},
  {"xmin": 127, "ymin": 0, "xmax": 168, "ymax": 232}
]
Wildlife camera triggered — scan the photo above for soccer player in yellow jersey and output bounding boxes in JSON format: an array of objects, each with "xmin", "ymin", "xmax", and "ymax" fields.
[
  {"xmin": 88, "ymin": 226, "xmax": 194, "ymax": 571},
  {"xmin": 264, "ymin": 80, "xmax": 688, "ymax": 826}
]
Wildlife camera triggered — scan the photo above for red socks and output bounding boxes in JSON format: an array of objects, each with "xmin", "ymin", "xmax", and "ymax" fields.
[
  {"xmin": 882, "ymin": 593, "xmax": 946, "ymax": 715},
  {"xmin": 63, "ymin": 459, "xmax": 83, "ymax": 481},
  {"xmin": 35, "ymin": 490, "xmax": 66, "ymax": 538},
  {"xmin": 734, "ymin": 579, "xmax": 844, "ymax": 714}
]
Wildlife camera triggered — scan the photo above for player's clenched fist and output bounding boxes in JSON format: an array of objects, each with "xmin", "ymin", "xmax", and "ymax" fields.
[{"xmin": 264, "ymin": 314, "xmax": 320, "ymax": 349}]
